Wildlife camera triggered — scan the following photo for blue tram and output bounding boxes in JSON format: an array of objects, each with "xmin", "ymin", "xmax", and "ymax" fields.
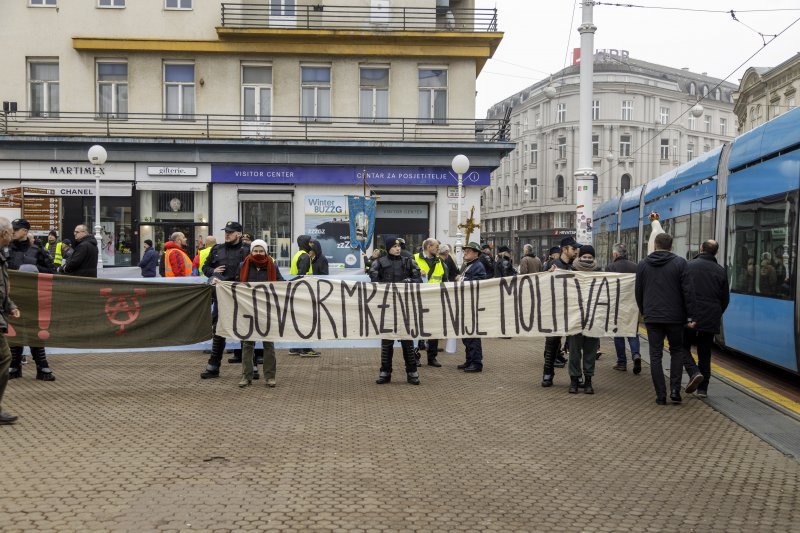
[{"xmin": 593, "ymin": 107, "xmax": 799, "ymax": 374}]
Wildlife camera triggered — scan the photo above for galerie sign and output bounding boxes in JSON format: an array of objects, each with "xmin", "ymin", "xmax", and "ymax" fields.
[{"xmin": 215, "ymin": 272, "xmax": 638, "ymax": 341}]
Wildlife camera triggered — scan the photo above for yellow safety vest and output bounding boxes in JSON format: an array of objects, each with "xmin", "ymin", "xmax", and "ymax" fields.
[
  {"xmin": 198, "ymin": 246, "xmax": 212, "ymax": 274},
  {"xmin": 53, "ymin": 242, "xmax": 63, "ymax": 265},
  {"xmin": 415, "ymin": 253, "xmax": 445, "ymax": 283},
  {"xmin": 290, "ymin": 250, "xmax": 312, "ymax": 275}
]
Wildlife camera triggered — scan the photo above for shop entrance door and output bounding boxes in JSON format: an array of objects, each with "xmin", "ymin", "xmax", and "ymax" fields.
[
  {"xmin": 240, "ymin": 201, "xmax": 293, "ymax": 269},
  {"xmin": 152, "ymin": 223, "xmax": 196, "ymax": 261},
  {"xmin": 374, "ymin": 203, "xmax": 430, "ymax": 253}
]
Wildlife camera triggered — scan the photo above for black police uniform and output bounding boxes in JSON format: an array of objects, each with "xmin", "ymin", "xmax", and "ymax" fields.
[
  {"xmin": 4, "ymin": 219, "xmax": 57, "ymax": 381},
  {"xmin": 201, "ymin": 224, "xmax": 250, "ymax": 378},
  {"xmin": 369, "ymin": 239, "xmax": 422, "ymax": 385}
]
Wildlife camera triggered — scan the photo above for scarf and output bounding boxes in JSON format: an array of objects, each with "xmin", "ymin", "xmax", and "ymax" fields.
[
  {"xmin": 239, "ymin": 254, "xmax": 277, "ymax": 282},
  {"xmin": 573, "ymin": 258, "xmax": 597, "ymax": 272}
]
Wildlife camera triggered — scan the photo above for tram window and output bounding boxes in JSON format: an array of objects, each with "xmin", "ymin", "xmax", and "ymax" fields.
[
  {"xmin": 727, "ymin": 192, "xmax": 796, "ymax": 299},
  {"xmin": 620, "ymin": 227, "xmax": 639, "ymax": 262}
]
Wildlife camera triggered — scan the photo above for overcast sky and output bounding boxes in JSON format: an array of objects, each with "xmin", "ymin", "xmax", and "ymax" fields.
[{"xmin": 475, "ymin": 0, "xmax": 800, "ymax": 116}]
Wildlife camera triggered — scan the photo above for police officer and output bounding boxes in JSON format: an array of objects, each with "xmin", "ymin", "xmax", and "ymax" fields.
[
  {"xmin": 414, "ymin": 238, "xmax": 445, "ymax": 367},
  {"xmin": 370, "ymin": 236, "xmax": 422, "ymax": 385},
  {"xmin": 200, "ymin": 221, "xmax": 250, "ymax": 379},
  {"xmin": 4, "ymin": 219, "xmax": 57, "ymax": 381}
]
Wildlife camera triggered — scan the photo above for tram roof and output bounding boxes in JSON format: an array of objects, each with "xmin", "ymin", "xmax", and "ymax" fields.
[
  {"xmin": 620, "ymin": 185, "xmax": 644, "ymax": 211},
  {"xmin": 644, "ymin": 146, "xmax": 723, "ymax": 203},
  {"xmin": 594, "ymin": 197, "xmax": 620, "ymax": 220},
  {"xmin": 728, "ymin": 106, "xmax": 800, "ymax": 171}
]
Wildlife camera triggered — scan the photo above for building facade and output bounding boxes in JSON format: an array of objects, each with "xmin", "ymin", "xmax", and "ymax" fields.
[
  {"xmin": 481, "ymin": 53, "xmax": 737, "ymax": 258},
  {"xmin": 0, "ymin": 0, "xmax": 511, "ymax": 268},
  {"xmin": 734, "ymin": 53, "xmax": 800, "ymax": 134}
]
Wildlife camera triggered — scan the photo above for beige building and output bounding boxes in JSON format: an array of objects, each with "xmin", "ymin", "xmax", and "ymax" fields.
[
  {"xmin": 481, "ymin": 53, "xmax": 737, "ymax": 257},
  {"xmin": 0, "ymin": 0, "xmax": 511, "ymax": 268},
  {"xmin": 734, "ymin": 53, "xmax": 800, "ymax": 134}
]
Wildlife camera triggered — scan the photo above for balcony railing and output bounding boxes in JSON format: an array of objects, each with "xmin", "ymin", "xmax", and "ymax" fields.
[
  {"xmin": 220, "ymin": 3, "xmax": 498, "ymax": 32},
  {"xmin": 0, "ymin": 111, "xmax": 509, "ymax": 143}
]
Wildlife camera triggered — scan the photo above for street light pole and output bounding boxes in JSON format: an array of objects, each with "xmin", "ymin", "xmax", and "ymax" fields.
[
  {"xmin": 575, "ymin": 0, "xmax": 596, "ymax": 246},
  {"xmin": 88, "ymin": 144, "xmax": 107, "ymax": 271},
  {"xmin": 451, "ymin": 154, "xmax": 470, "ymax": 268}
]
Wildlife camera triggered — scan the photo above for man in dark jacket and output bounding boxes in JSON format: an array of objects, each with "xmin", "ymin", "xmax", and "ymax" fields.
[
  {"xmin": 635, "ymin": 233, "xmax": 704, "ymax": 405},
  {"xmin": 4, "ymin": 219, "xmax": 57, "ymax": 382},
  {"xmin": 138, "ymin": 239, "xmax": 158, "ymax": 278},
  {"xmin": 290, "ymin": 235, "xmax": 313, "ymax": 276},
  {"xmin": 682, "ymin": 239, "xmax": 729, "ymax": 397},
  {"xmin": 606, "ymin": 243, "xmax": 642, "ymax": 373},
  {"xmin": 543, "ymin": 246, "xmax": 561, "ymax": 270},
  {"xmin": 457, "ymin": 242, "xmax": 488, "ymax": 373},
  {"xmin": 201, "ymin": 221, "xmax": 250, "ymax": 379},
  {"xmin": 494, "ymin": 245, "xmax": 516, "ymax": 277},
  {"xmin": 310, "ymin": 239, "xmax": 329, "ymax": 275},
  {"xmin": 541, "ymin": 237, "xmax": 579, "ymax": 387},
  {"xmin": 370, "ymin": 236, "xmax": 422, "ymax": 385},
  {"xmin": 63, "ymin": 225, "xmax": 98, "ymax": 278},
  {"xmin": 479, "ymin": 244, "xmax": 495, "ymax": 279},
  {"xmin": 0, "ymin": 217, "xmax": 21, "ymax": 424}
]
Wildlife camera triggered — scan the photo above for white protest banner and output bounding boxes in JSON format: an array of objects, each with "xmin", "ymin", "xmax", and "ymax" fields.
[{"xmin": 214, "ymin": 272, "xmax": 638, "ymax": 342}]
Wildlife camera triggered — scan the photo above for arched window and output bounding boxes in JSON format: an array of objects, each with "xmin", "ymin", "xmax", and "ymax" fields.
[
  {"xmin": 496, "ymin": 187, "xmax": 502, "ymax": 206},
  {"xmin": 689, "ymin": 82, "xmax": 696, "ymax": 96},
  {"xmin": 556, "ymin": 175, "xmax": 564, "ymax": 198},
  {"xmin": 621, "ymin": 173, "xmax": 631, "ymax": 194},
  {"xmin": 513, "ymin": 184, "xmax": 519, "ymax": 204},
  {"xmin": 505, "ymin": 186, "xmax": 510, "ymax": 205},
  {"xmin": 593, "ymin": 175, "xmax": 598, "ymax": 195},
  {"xmin": 702, "ymin": 85, "xmax": 709, "ymax": 97},
  {"xmin": 489, "ymin": 189, "xmax": 494, "ymax": 208},
  {"xmin": 714, "ymin": 88, "xmax": 721, "ymax": 101}
]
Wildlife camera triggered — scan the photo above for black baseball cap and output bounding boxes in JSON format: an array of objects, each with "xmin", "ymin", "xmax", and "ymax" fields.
[
  {"xmin": 11, "ymin": 218, "xmax": 30, "ymax": 230},
  {"xmin": 221, "ymin": 221, "xmax": 243, "ymax": 232},
  {"xmin": 548, "ymin": 246, "xmax": 561, "ymax": 255},
  {"xmin": 560, "ymin": 237, "xmax": 582, "ymax": 249}
]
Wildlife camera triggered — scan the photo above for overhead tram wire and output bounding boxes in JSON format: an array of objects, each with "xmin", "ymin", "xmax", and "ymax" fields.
[
  {"xmin": 591, "ymin": 2, "xmax": 800, "ymax": 14},
  {"xmin": 594, "ymin": 13, "xmax": 800, "ymax": 182}
]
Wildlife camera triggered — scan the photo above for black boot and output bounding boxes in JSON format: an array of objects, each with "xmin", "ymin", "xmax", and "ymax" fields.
[
  {"xmin": 228, "ymin": 348, "xmax": 242, "ymax": 364},
  {"xmin": 542, "ymin": 336, "xmax": 558, "ymax": 387},
  {"xmin": 407, "ymin": 371, "xmax": 420, "ymax": 385},
  {"xmin": 569, "ymin": 376, "xmax": 579, "ymax": 393},
  {"xmin": 376, "ymin": 371, "xmax": 391, "ymax": 384},
  {"xmin": 8, "ymin": 367, "xmax": 21, "ymax": 379},
  {"xmin": 541, "ymin": 373, "xmax": 554, "ymax": 387},
  {"xmin": 670, "ymin": 388, "xmax": 682, "ymax": 404},
  {"xmin": 584, "ymin": 376, "xmax": 594, "ymax": 394},
  {"xmin": 36, "ymin": 367, "xmax": 56, "ymax": 381},
  {"xmin": 427, "ymin": 355, "xmax": 442, "ymax": 368},
  {"xmin": 413, "ymin": 347, "xmax": 422, "ymax": 367}
]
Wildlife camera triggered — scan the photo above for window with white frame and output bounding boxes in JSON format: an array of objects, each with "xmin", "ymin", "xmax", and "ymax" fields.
[
  {"xmin": 771, "ymin": 103, "xmax": 780, "ymax": 119},
  {"xmin": 29, "ymin": 61, "xmax": 59, "ymax": 117},
  {"xmin": 719, "ymin": 117, "xmax": 727, "ymax": 135},
  {"xmin": 789, "ymin": 96, "xmax": 796, "ymax": 109},
  {"xmin": 301, "ymin": 65, "xmax": 331, "ymax": 121},
  {"xmin": 689, "ymin": 82, "xmax": 696, "ymax": 96},
  {"xmin": 535, "ymin": 112, "xmax": 541, "ymax": 127},
  {"xmin": 619, "ymin": 134, "xmax": 631, "ymax": 157},
  {"xmin": 688, "ymin": 115, "xmax": 696, "ymax": 130},
  {"xmin": 242, "ymin": 64, "xmax": 272, "ymax": 122},
  {"xmin": 556, "ymin": 175, "xmax": 564, "ymax": 198},
  {"xmin": 704, "ymin": 115, "xmax": 711, "ymax": 132},
  {"xmin": 592, "ymin": 134, "xmax": 599, "ymax": 157},
  {"xmin": 592, "ymin": 100, "xmax": 599, "ymax": 120},
  {"xmin": 531, "ymin": 143, "xmax": 538, "ymax": 165},
  {"xmin": 556, "ymin": 103, "xmax": 566, "ymax": 123},
  {"xmin": 164, "ymin": 63, "xmax": 194, "ymax": 119},
  {"xmin": 621, "ymin": 100, "xmax": 633, "ymax": 121},
  {"xmin": 98, "ymin": 0, "xmax": 125, "ymax": 6},
  {"xmin": 418, "ymin": 68, "xmax": 447, "ymax": 124},
  {"xmin": 687, "ymin": 142, "xmax": 695, "ymax": 161},
  {"xmin": 271, "ymin": 0, "xmax": 296, "ymax": 16},
  {"xmin": 660, "ymin": 106, "xmax": 670, "ymax": 125},
  {"xmin": 522, "ymin": 112, "xmax": 528, "ymax": 130},
  {"xmin": 557, "ymin": 136, "xmax": 566, "ymax": 159},
  {"xmin": 702, "ymin": 85, "xmax": 709, "ymax": 97},
  {"xmin": 359, "ymin": 67, "xmax": 388, "ymax": 123},
  {"xmin": 714, "ymin": 88, "xmax": 721, "ymax": 100},
  {"xmin": 621, "ymin": 174, "xmax": 631, "ymax": 194},
  {"xmin": 660, "ymin": 138, "xmax": 670, "ymax": 159},
  {"xmin": 165, "ymin": 0, "xmax": 192, "ymax": 9},
  {"xmin": 29, "ymin": 0, "xmax": 57, "ymax": 5},
  {"xmin": 97, "ymin": 62, "xmax": 127, "ymax": 119},
  {"xmin": 704, "ymin": 143, "xmax": 711, "ymax": 153}
]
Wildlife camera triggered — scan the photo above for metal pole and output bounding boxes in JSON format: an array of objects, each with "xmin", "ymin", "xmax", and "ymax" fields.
[
  {"xmin": 94, "ymin": 167, "xmax": 104, "ymax": 270},
  {"xmin": 574, "ymin": 0, "xmax": 596, "ymax": 246},
  {"xmin": 456, "ymin": 172, "xmax": 463, "ymax": 268}
]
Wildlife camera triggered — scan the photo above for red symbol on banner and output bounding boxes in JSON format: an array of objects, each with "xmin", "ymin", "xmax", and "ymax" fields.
[
  {"xmin": 37, "ymin": 273, "xmax": 54, "ymax": 340},
  {"xmin": 100, "ymin": 288, "xmax": 146, "ymax": 335}
]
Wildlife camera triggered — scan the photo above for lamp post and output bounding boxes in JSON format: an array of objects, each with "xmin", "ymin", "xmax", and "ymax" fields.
[
  {"xmin": 451, "ymin": 154, "xmax": 470, "ymax": 267},
  {"xmin": 88, "ymin": 144, "xmax": 107, "ymax": 270}
]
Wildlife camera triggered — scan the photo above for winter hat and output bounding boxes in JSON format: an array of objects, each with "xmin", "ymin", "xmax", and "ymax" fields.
[
  {"xmin": 579, "ymin": 244, "xmax": 596, "ymax": 257},
  {"xmin": 250, "ymin": 239, "xmax": 269, "ymax": 254}
]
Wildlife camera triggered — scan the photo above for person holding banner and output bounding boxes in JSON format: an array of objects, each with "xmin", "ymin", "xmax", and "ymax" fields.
[
  {"xmin": 289, "ymin": 235, "xmax": 319, "ymax": 357},
  {"xmin": 0, "ymin": 217, "xmax": 21, "ymax": 424},
  {"xmin": 456, "ymin": 242, "xmax": 487, "ymax": 373},
  {"xmin": 414, "ymin": 238, "xmax": 445, "ymax": 368},
  {"xmin": 237, "ymin": 240, "xmax": 283, "ymax": 388},
  {"xmin": 542, "ymin": 237, "xmax": 581, "ymax": 387},
  {"xmin": 201, "ymin": 221, "xmax": 250, "ymax": 380},
  {"xmin": 369, "ymin": 236, "xmax": 422, "ymax": 385},
  {"xmin": 568, "ymin": 245, "xmax": 601, "ymax": 394}
]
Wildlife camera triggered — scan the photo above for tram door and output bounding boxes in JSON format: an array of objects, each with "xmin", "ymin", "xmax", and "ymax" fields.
[{"xmin": 689, "ymin": 197, "xmax": 715, "ymax": 260}]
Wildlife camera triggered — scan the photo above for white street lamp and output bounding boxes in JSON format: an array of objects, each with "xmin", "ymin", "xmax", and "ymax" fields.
[
  {"xmin": 88, "ymin": 144, "xmax": 107, "ymax": 271},
  {"xmin": 451, "ymin": 154, "xmax": 470, "ymax": 267},
  {"xmin": 690, "ymin": 104, "xmax": 704, "ymax": 117}
]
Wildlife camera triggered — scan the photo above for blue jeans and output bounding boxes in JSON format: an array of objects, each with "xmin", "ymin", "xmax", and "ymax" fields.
[{"xmin": 613, "ymin": 336, "xmax": 640, "ymax": 366}]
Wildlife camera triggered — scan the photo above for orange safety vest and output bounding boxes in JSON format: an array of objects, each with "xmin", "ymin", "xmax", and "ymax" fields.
[{"xmin": 164, "ymin": 248, "xmax": 192, "ymax": 277}]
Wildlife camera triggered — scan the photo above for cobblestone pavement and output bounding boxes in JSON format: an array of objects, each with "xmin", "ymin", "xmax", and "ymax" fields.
[{"xmin": 2, "ymin": 338, "xmax": 799, "ymax": 532}]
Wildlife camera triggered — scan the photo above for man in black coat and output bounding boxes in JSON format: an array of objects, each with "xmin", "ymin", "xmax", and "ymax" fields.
[
  {"xmin": 541, "ymin": 237, "xmax": 580, "ymax": 387},
  {"xmin": 479, "ymin": 244, "xmax": 495, "ymax": 279},
  {"xmin": 635, "ymin": 233, "xmax": 704, "ymax": 405},
  {"xmin": 63, "ymin": 225, "xmax": 98, "ymax": 278},
  {"xmin": 682, "ymin": 239, "xmax": 729, "ymax": 398},
  {"xmin": 606, "ymin": 243, "xmax": 642, "ymax": 373}
]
